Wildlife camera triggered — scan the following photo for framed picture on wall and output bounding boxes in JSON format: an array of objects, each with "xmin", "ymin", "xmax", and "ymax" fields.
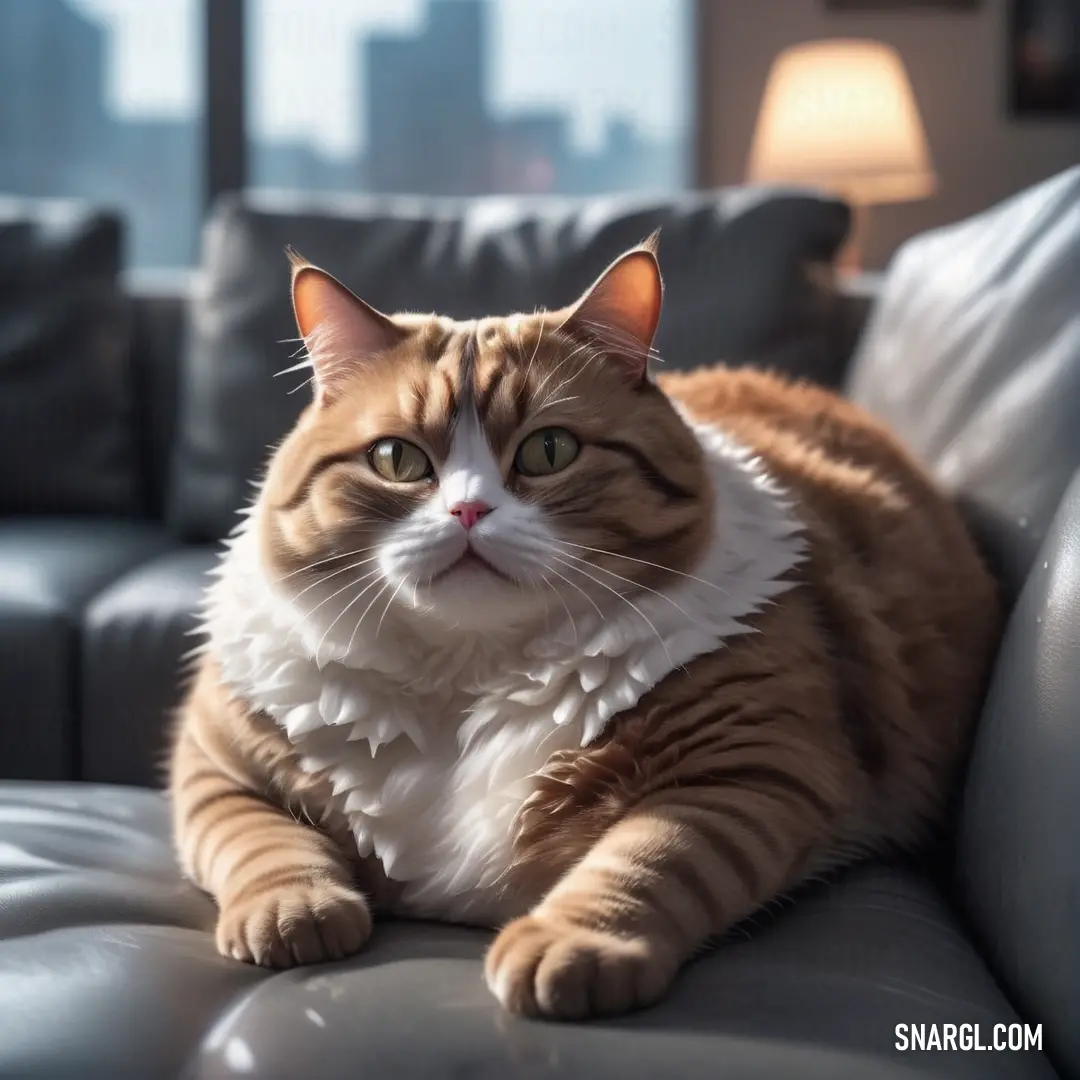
[
  {"xmin": 1008, "ymin": 0, "xmax": 1080, "ymax": 116},
  {"xmin": 823, "ymin": 1, "xmax": 980, "ymax": 8}
]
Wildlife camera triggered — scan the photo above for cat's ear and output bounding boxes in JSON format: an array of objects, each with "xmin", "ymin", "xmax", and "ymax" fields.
[
  {"xmin": 558, "ymin": 231, "xmax": 663, "ymax": 385},
  {"xmin": 287, "ymin": 248, "xmax": 405, "ymax": 406}
]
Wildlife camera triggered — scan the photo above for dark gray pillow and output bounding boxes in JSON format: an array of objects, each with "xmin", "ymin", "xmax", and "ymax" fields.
[
  {"xmin": 846, "ymin": 166, "xmax": 1080, "ymax": 597},
  {"xmin": 0, "ymin": 201, "xmax": 139, "ymax": 516},
  {"xmin": 170, "ymin": 188, "xmax": 851, "ymax": 541}
]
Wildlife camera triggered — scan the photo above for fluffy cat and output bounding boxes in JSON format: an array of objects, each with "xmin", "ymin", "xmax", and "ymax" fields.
[{"xmin": 170, "ymin": 238, "xmax": 1000, "ymax": 1019}]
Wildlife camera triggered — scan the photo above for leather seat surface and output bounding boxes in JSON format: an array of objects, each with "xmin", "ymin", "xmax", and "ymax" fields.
[{"xmin": 0, "ymin": 783, "xmax": 1057, "ymax": 1080}]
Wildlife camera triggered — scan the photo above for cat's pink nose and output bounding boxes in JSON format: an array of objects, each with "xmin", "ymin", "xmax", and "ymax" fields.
[{"xmin": 449, "ymin": 501, "xmax": 492, "ymax": 531}]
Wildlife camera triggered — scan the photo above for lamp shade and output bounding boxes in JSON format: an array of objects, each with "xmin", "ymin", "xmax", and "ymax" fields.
[{"xmin": 747, "ymin": 39, "xmax": 937, "ymax": 206}]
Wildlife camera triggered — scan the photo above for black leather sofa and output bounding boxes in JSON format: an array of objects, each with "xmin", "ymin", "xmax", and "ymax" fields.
[{"xmin": 1, "ymin": 179, "xmax": 1077, "ymax": 1079}]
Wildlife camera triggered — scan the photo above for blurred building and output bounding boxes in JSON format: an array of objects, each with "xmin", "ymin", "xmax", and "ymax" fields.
[
  {"xmin": 0, "ymin": 0, "xmax": 684, "ymax": 264},
  {"xmin": 365, "ymin": 0, "xmax": 489, "ymax": 195},
  {"xmin": 0, "ymin": 0, "xmax": 109, "ymax": 193},
  {"xmin": 361, "ymin": 0, "xmax": 677, "ymax": 197},
  {"xmin": 0, "ymin": 0, "xmax": 198, "ymax": 266}
]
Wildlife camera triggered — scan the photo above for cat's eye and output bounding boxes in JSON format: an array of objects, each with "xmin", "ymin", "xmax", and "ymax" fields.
[
  {"xmin": 514, "ymin": 428, "xmax": 580, "ymax": 477},
  {"xmin": 369, "ymin": 438, "xmax": 432, "ymax": 483}
]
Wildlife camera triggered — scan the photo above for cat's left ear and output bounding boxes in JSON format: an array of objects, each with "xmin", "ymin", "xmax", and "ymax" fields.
[
  {"xmin": 558, "ymin": 231, "xmax": 663, "ymax": 385},
  {"xmin": 287, "ymin": 248, "xmax": 405, "ymax": 406}
]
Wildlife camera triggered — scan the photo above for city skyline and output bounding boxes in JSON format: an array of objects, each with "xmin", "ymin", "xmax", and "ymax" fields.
[
  {"xmin": 1, "ymin": 0, "xmax": 690, "ymax": 266},
  {"xmin": 71, "ymin": 0, "xmax": 692, "ymax": 156}
]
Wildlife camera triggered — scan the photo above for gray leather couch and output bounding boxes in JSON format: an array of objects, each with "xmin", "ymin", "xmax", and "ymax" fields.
[{"xmin": 0, "ymin": 182, "xmax": 1076, "ymax": 1079}]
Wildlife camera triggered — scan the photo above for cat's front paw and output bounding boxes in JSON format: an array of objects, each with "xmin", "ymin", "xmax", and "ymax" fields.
[
  {"xmin": 216, "ymin": 881, "xmax": 372, "ymax": 968},
  {"xmin": 485, "ymin": 913, "xmax": 677, "ymax": 1020}
]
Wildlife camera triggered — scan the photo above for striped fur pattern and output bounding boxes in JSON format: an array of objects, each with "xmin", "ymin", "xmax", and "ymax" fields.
[{"xmin": 170, "ymin": 241, "xmax": 1000, "ymax": 1018}]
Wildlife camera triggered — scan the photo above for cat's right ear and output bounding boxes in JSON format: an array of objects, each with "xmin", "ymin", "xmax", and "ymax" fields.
[{"xmin": 287, "ymin": 248, "xmax": 404, "ymax": 406}]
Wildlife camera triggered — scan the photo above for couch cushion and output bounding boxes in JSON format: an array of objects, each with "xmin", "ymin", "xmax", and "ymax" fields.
[
  {"xmin": 0, "ymin": 520, "xmax": 174, "ymax": 780},
  {"xmin": 845, "ymin": 166, "xmax": 1080, "ymax": 599},
  {"xmin": 0, "ymin": 781, "xmax": 1056, "ymax": 1080},
  {"xmin": 170, "ymin": 188, "xmax": 851, "ymax": 541},
  {"xmin": 127, "ymin": 271, "xmax": 193, "ymax": 519},
  {"xmin": 0, "ymin": 200, "xmax": 141, "ymax": 515},
  {"xmin": 81, "ymin": 546, "xmax": 218, "ymax": 787}
]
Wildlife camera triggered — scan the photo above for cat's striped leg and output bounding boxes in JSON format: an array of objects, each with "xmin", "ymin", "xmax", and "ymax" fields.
[
  {"xmin": 486, "ymin": 785, "xmax": 837, "ymax": 1019},
  {"xmin": 172, "ymin": 723, "xmax": 371, "ymax": 969}
]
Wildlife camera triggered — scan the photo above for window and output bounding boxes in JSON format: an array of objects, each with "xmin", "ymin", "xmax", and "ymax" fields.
[
  {"xmin": 247, "ymin": 0, "xmax": 695, "ymax": 197},
  {"xmin": 0, "ymin": 0, "xmax": 696, "ymax": 268},
  {"xmin": 0, "ymin": 0, "xmax": 201, "ymax": 267}
]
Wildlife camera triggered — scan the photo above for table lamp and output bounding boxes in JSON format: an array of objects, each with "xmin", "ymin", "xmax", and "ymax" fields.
[{"xmin": 746, "ymin": 39, "xmax": 937, "ymax": 271}]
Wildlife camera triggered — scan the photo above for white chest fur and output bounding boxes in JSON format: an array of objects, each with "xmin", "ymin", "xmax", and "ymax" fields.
[{"xmin": 202, "ymin": 421, "xmax": 805, "ymax": 924}]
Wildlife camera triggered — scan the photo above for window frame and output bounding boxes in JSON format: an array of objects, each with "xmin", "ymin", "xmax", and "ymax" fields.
[
  {"xmin": 203, "ymin": 0, "xmax": 245, "ymax": 206},
  {"xmin": 203, "ymin": 0, "xmax": 705, "ymax": 211}
]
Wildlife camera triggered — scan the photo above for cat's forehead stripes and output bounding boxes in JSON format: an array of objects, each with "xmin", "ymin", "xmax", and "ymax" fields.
[
  {"xmin": 400, "ymin": 319, "xmax": 535, "ymax": 458},
  {"xmin": 400, "ymin": 323, "xmax": 472, "ymax": 456},
  {"xmin": 456, "ymin": 323, "xmax": 480, "ymax": 417}
]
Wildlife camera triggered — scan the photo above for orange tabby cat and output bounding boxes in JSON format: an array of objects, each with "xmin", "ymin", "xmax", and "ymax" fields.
[{"xmin": 170, "ymin": 238, "xmax": 1000, "ymax": 1019}]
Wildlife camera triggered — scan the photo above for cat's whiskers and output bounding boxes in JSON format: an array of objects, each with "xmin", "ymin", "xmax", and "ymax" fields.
[
  {"xmin": 522, "ymin": 310, "xmax": 547, "ymax": 386},
  {"xmin": 541, "ymin": 338, "xmax": 614, "ymax": 408},
  {"xmin": 314, "ymin": 573, "xmax": 387, "ymax": 666},
  {"xmin": 505, "ymin": 564, "xmax": 549, "ymax": 631},
  {"xmin": 348, "ymin": 488, "xmax": 417, "ymax": 517},
  {"xmin": 272, "ymin": 345, "xmax": 313, "ymax": 378},
  {"xmin": 530, "ymin": 337, "xmax": 594, "ymax": 400},
  {"xmin": 549, "ymin": 538, "xmax": 731, "ymax": 597},
  {"xmin": 340, "ymin": 577, "xmax": 395, "ymax": 660},
  {"xmin": 295, "ymin": 566, "xmax": 381, "ymax": 622},
  {"xmin": 296, "ymin": 568, "xmax": 383, "ymax": 646},
  {"xmin": 515, "ymin": 564, "xmax": 538, "ymax": 597},
  {"xmin": 291, "ymin": 554, "xmax": 383, "ymax": 601},
  {"xmin": 534, "ymin": 572, "xmax": 554, "ymax": 635},
  {"xmin": 537, "ymin": 363, "xmax": 593, "ymax": 412},
  {"xmin": 375, "ymin": 575, "xmax": 410, "ymax": 642},
  {"xmin": 286, "ymin": 375, "xmax": 317, "ymax": 396},
  {"xmin": 533, "ymin": 395, "xmax": 579, "ymax": 414},
  {"xmin": 543, "ymin": 563, "xmax": 605, "ymax": 625},
  {"xmin": 551, "ymin": 550, "xmax": 707, "ymax": 633},
  {"xmin": 526, "ymin": 567, "xmax": 559, "ymax": 634},
  {"xmin": 578, "ymin": 317, "xmax": 665, "ymax": 366},
  {"xmin": 271, "ymin": 544, "xmax": 381, "ymax": 585},
  {"xmin": 540, "ymin": 572, "xmax": 579, "ymax": 646},
  {"xmin": 535, "ymin": 375, "xmax": 575, "ymax": 413},
  {"xmin": 548, "ymin": 554, "xmax": 680, "ymax": 672},
  {"xmin": 402, "ymin": 383, "xmax": 426, "ymax": 416},
  {"xmin": 272, "ymin": 339, "xmax": 320, "ymax": 394}
]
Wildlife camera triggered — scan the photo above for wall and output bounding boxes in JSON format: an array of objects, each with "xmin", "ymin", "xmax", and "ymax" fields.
[{"xmin": 699, "ymin": 0, "xmax": 1080, "ymax": 269}]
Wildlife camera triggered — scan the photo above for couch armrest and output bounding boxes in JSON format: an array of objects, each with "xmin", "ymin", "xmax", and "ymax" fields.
[
  {"xmin": 958, "ymin": 468, "xmax": 1080, "ymax": 1077},
  {"xmin": 0, "ymin": 519, "xmax": 175, "ymax": 779}
]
